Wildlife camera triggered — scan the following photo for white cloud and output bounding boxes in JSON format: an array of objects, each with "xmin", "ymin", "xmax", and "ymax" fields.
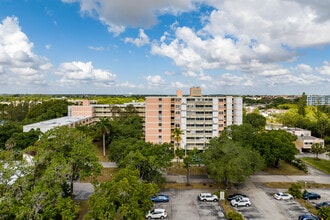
[
  {"xmin": 317, "ymin": 61, "xmax": 330, "ymax": 76},
  {"xmin": 63, "ymin": 0, "xmax": 200, "ymax": 35},
  {"xmin": 45, "ymin": 44, "xmax": 51, "ymax": 50},
  {"xmin": 88, "ymin": 46, "xmax": 105, "ymax": 51},
  {"xmin": 151, "ymin": 0, "xmax": 330, "ymax": 84},
  {"xmin": 171, "ymin": 81, "xmax": 189, "ymax": 89},
  {"xmin": 56, "ymin": 61, "xmax": 116, "ymax": 86},
  {"xmin": 259, "ymin": 69, "xmax": 290, "ymax": 77},
  {"xmin": 295, "ymin": 64, "xmax": 313, "ymax": 73},
  {"xmin": 124, "ymin": 29, "xmax": 150, "ymax": 47},
  {"xmin": 0, "ymin": 16, "xmax": 51, "ymax": 86},
  {"xmin": 145, "ymin": 75, "xmax": 165, "ymax": 87}
]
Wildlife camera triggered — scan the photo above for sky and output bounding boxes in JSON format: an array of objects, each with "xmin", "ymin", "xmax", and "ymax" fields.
[{"xmin": 0, "ymin": 0, "xmax": 330, "ymax": 95}]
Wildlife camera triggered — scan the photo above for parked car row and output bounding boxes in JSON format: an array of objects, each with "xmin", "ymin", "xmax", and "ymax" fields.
[
  {"xmin": 146, "ymin": 194, "xmax": 170, "ymax": 219},
  {"xmin": 226, "ymin": 193, "xmax": 252, "ymax": 207},
  {"xmin": 272, "ymin": 191, "xmax": 322, "ymax": 201}
]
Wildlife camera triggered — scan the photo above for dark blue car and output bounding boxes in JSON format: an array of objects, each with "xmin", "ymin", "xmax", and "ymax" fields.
[
  {"xmin": 315, "ymin": 201, "xmax": 330, "ymax": 209},
  {"xmin": 298, "ymin": 214, "xmax": 320, "ymax": 220},
  {"xmin": 303, "ymin": 192, "xmax": 321, "ymax": 200},
  {"xmin": 151, "ymin": 194, "xmax": 169, "ymax": 203}
]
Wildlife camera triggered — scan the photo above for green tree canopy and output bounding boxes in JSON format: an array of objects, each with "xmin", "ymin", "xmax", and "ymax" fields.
[
  {"xmin": 0, "ymin": 121, "xmax": 22, "ymax": 150},
  {"xmin": 0, "ymin": 102, "xmax": 29, "ymax": 122},
  {"xmin": 28, "ymin": 126, "xmax": 102, "ymax": 196},
  {"xmin": 112, "ymin": 140, "xmax": 173, "ymax": 183},
  {"xmin": 253, "ymin": 130, "xmax": 298, "ymax": 167},
  {"xmin": 87, "ymin": 168, "xmax": 158, "ymax": 220},
  {"xmin": 24, "ymin": 99, "xmax": 70, "ymax": 123},
  {"xmin": 219, "ymin": 124, "xmax": 258, "ymax": 147},
  {"xmin": 244, "ymin": 113, "xmax": 266, "ymax": 131},
  {"xmin": 203, "ymin": 139, "xmax": 264, "ymax": 186},
  {"xmin": 311, "ymin": 143, "xmax": 326, "ymax": 158},
  {"xmin": 0, "ymin": 149, "xmax": 80, "ymax": 219}
]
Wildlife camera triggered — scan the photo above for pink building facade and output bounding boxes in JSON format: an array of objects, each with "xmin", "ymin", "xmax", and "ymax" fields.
[{"xmin": 145, "ymin": 88, "xmax": 243, "ymax": 151}]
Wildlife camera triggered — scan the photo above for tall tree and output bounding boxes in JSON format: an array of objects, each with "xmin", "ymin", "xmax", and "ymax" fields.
[
  {"xmin": 0, "ymin": 121, "xmax": 22, "ymax": 150},
  {"xmin": 114, "ymin": 141, "xmax": 173, "ymax": 183},
  {"xmin": 297, "ymin": 92, "xmax": 307, "ymax": 117},
  {"xmin": 87, "ymin": 168, "xmax": 158, "ymax": 220},
  {"xmin": 0, "ymin": 150, "xmax": 80, "ymax": 219},
  {"xmin": 254, "ymin": 130, "xmax": 298, "ymax": 167},
  {"xmin": 95, "ymin": 117, "xmax": 112, "ymax": 157},
  {"xmin": 29, "ymin": 126, "xmax": 102, "ymax": 197},
  {"xmin": 244, "ymin": 113, "xmax": 266, "ymax": 131},
  {"xmin": 220, "ymin": 124, "xmax": 257, "ymax": 147},
  {"xmin": 203, "ymin": 139, "xmax": 264, "ymax": 186}
]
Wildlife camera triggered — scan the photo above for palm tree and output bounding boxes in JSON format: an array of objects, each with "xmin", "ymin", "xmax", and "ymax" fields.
[
  {"xmin": 95, "ymin": 117, "xmax": 112, "ymax": 157},
  {"xmin": 171, "ymin": 128, "xmax": 183, "ymax": 158}
]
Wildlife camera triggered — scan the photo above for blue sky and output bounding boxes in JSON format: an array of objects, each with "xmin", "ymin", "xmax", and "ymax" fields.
[{"xmin": 0, "ymin": 0, "xmax": 330, "ymax": 95}]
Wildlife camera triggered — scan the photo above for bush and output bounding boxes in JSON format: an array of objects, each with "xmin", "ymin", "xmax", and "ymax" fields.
[
  {"xmin": 290, "ymin": 159, "xmax": 308, "ymax": 173},
  {"xmin": 317, "ymin": 207, "xmax": 330, "ymax": 220},
  {"xmin": 288, "ymin": 183, "xmax": 303, "ymax": 199},
  {"xmin": 227, "ymin": 211, "xmax": 245, "ymax": 220}
]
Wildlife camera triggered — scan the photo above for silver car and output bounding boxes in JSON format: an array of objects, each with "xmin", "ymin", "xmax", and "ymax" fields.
[{"xmin": 145, "ymin": 209, "xmax": 167, "ymax": 219}]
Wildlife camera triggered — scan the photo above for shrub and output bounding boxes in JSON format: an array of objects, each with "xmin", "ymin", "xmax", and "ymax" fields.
[
  {"xmin": 227, "ymin": 211, "xmax": 245, "ymax": 220},
  {"xmin": 288, "ymin": 183, "xmax": 303, "ymax": 199},
  {"xmin": 290, "ymin": 159, "xmax": 308, "ymax": 173},
  {"xmin": 317, "ymin": 207, "xmax": 330, "ymax": 220}
]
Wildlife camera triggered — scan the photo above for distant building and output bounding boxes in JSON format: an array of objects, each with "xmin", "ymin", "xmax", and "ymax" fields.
[
  {"xmin": 281, "ymin": 127, "xmax": 324, "ymax": 152},
  {"xmin": 68, "ymin": 100, "xmax": 145, "ymax": 119},
  {"xmin": 145, "ymin": 87, "xmax": 243, "ymax": 151},
  {"xmin": 23, "ymin": 116, "xmax": 94, "ymax": 133},
  {"xmin": 307, "ymin": 95, "xmax": 330, "ymax": 106}
]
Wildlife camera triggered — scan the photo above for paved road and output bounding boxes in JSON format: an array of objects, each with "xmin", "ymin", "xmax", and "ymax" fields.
[{"xmin": 74, "ymin": 154, "xmax": 330, "ymax": 200}]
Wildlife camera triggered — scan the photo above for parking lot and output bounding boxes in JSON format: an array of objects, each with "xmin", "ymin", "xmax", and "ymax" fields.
[
  {"xmin": 150, "ymin": 182, "xmax": 330, "ymax": 220},
  {"xmin": 152, "ymin": 189, "xmax": 226, "ymax": 220},
  {"xmin": 231, "ymin": 181, "xmax": 330, "ymax": 220}
]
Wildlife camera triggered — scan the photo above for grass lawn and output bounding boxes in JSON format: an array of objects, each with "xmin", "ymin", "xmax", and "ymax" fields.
[
  {"xmin": 264, "ymin": 181, "xmax": 330, "ymax": 189},
  {"xmin": 93, "ymin": 141, "xmax": 110, "ymax": 162},
  {"xmin": 262, "ymin": 160, "xmax": 307, "ymax": 175},
  {"xmin": 300, "ymin": 157, "xmax": 330, "ymax": 175}
]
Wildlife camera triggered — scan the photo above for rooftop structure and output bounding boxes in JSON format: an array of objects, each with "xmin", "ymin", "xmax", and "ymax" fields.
[{"xmin": 23, "ymin": 116, "xmax": 94, "ymax": 133}]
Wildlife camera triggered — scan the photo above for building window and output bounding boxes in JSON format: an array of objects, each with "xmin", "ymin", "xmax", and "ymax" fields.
[
  {"xmin": 159, "ymin": 98, "xmax": 162, "ymax": 101},
  {"xmin": 159, "ymin": 123, "xmax": 162, "ymax": 127},
  {"xmin": 158, "ymin": 129, "xmax": 162, "ymax": 132},
  {"xmin": 175, "ymin": 111, "xmax": 180, "ymax": 114},
  {"xmin": 175, "ymin": 124, "xmax": 180, "ymax": 128}
]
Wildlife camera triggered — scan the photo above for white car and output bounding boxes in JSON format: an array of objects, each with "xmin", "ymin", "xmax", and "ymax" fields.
[
  {"xmin": 145, "ymin": 209, "xmax": 167, "ymax": 219},
  {"xmin": 231, "ymin": 197, "xmax": 251, "ymax": 207},
  {"xmin": 198, "ymin": 193, "xmax": 219, "ymax": 202},
  {"xmin": 274, "ymin": 192, "xmax": 293, "ymax": 200}
]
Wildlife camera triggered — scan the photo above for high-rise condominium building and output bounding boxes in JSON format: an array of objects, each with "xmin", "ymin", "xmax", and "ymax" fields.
[
  {"xmin": 145, "ymin": 87, "xmax": 243, "ymax": 151},
  {"xmin": 306, "ymin": 95, "xmax": 330, "ymax": 106}
]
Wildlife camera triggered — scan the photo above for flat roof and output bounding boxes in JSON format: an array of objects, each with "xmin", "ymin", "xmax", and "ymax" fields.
[{"xmin": 23, "ymin": 116, "xmax": 92, "ymax": 133}]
